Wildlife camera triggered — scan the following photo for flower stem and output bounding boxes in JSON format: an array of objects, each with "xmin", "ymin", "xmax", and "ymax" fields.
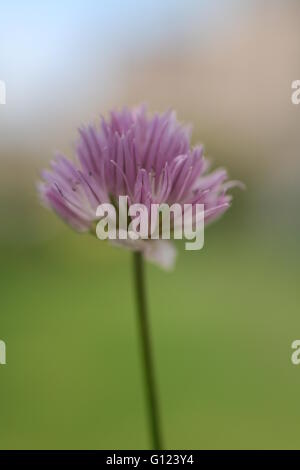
[{"xmin": 133, "ymin": 251, "xmax": 163, "ymax": 450}]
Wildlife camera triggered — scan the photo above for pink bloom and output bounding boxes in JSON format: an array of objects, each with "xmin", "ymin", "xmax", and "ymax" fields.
[{"xmin": 38, "ymin": 106, "xmax": 241, "ymax": 269}]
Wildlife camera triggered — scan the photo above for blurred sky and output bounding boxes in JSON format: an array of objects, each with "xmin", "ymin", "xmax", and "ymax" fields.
[
  {"xmin": 1, "ymin": 0, "xmax": 239, "ymax": 89},
  {"xmin": 1, "ymin": 0, "xmax": 243, "ymax": 153},
  {"xmin": 1, "ymin": 0, "xmax": 217, "ymax": 105}
]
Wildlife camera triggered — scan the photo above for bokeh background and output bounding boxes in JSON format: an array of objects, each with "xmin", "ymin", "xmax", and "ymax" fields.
[{"xmin": 1, "ymin": 0, "xmax": 300, "ymax": 449}]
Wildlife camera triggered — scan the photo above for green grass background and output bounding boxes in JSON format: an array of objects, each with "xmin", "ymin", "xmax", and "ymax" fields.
[{"xmin": 1, "ymin": 197, "xmax": 300, "ymax": 449}]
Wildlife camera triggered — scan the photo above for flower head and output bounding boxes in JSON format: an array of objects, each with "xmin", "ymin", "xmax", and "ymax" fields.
[{"xmin": 39, "ymin": 106, "xmax": 241, "ymax": 269}]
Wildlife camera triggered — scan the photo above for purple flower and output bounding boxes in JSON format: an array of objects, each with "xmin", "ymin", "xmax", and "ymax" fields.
[{"xmin": 38, "ymin": 106, "xmax": 241, "ymax": 269}]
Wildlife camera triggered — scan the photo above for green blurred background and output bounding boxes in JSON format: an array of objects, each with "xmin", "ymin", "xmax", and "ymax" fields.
[{"xmin": 1, "ymin": 0, "xmax": 300, "ymax": 449}]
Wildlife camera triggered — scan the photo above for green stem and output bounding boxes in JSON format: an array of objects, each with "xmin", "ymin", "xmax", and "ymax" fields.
[{"xmin": 133, "ymin": 251, "xmax": 163, "ymax": 450}]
